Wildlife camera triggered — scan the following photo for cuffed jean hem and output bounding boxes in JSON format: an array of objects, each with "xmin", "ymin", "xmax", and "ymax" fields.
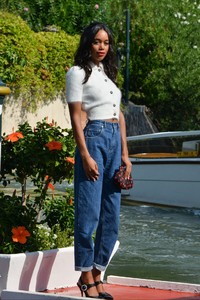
[
  {"xmin": 93, "ymin": 263, "xmax": 107, "ymax": 272},
  {"xmin": 75, "ymin": 266, "xmax": 93, "ymax": 272},
  {"xmin": 75, "ymin": 263, "xmax": 107, "ymax": 272}
]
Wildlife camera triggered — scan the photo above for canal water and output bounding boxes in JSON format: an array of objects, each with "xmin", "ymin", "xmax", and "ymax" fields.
[{"xmin": 106, "ymin": 203, "xmax": 200, "ymax": 284}]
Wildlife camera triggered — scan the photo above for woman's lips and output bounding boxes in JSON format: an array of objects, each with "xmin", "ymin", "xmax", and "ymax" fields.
[{"xmin": 97, "ymin": 52, "xmax": 105, "ymax": 57}]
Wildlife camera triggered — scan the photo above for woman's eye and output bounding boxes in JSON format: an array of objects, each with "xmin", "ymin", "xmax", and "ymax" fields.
[{"xmin": 93, "ymin": 40, "xmax": 109, "ymax": 45}]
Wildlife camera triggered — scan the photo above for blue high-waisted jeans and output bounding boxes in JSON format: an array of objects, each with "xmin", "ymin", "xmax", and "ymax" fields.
[{"xmin": 74, "ymin": 120, "xmax": 121, "ymax": 272}]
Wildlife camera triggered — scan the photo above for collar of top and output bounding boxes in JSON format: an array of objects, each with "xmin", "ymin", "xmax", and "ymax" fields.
[{"xmin": 89, "ymin": 61, "xmax": 104, "ymax": 71}]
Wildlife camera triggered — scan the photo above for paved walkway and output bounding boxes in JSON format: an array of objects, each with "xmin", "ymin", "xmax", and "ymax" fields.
[{"xmin": 46, "ymin": 284, "xmax": 200, "ymax": 300}]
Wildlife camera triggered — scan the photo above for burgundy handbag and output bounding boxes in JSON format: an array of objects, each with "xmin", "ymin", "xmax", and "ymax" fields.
[{"xmin": 114, "ymin": 165, "xmax": 134, "ymax": 190}]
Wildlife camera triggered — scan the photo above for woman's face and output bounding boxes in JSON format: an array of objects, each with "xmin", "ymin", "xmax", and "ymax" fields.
[{"xmin": 91, "ymin": 29, "xmax": 109, "ymax": 65}]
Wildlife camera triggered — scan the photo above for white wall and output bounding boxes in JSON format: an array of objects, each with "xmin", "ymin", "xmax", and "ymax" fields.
[{"xmin": 2, "ymin": 95, "xmax": 72, "ymax": 135}]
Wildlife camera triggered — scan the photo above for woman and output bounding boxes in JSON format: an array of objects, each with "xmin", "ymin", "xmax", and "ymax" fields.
[{"xmin": 66, "ymin": 22, "xmax": 132, "ymax": 299}]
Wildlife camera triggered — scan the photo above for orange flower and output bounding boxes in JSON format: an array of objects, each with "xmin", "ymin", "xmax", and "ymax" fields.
[
  {"xmin": 12, "ymin": 226, "xmax": 30, "ymax": 244},
  {"xmin": 5, "ymin": 132, "xmax": 24, "ymax": 142},
  {"xmin": 65, "ymin": 66, "xmax": 70, "ymax": 71},
  {"xmin": 48, "ymin": 182, "xmax": 55, "ymax": 191},
  {"xmin": 45, "ymin": 141, "xmax": 62, "ymax": 151},
  {"xmin": 49, "ymin": 119, "xmax": 55, "ymax": 127},
  {"xmin": 45, "ymin": 175, "xmax": 55, "ymax": 193},
  {"xmin": 66, "ymin": 157, "xmax": 75, "ymax": 164},
  {"xmin": 69, "ymin": 198, "xmax": 73, "ymax": 205}
]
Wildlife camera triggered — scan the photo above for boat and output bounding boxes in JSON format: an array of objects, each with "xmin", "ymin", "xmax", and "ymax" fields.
[
  {"xmin": 122, "ymin": 130, "xmax": 200, "ymax": 209},
  {"xmin": 1, "ymin": 241, "xmax": 200, "ymax": 300},
  {"xmin": 2, "ymin": 276, "xmax": 200, "ymax": 300}
]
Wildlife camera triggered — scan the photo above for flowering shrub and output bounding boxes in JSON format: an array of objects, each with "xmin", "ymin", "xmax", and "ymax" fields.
[
  {"xmin": 0, "ymin": 191, "xmax": 75, "ymax": 254},
  {"xmin": 0, "ymin": 118, "xmax": 76, "ymax": 254},
  {"xmin": 1, "ymin": 118, "xmax": 75, "ymax": 203}
]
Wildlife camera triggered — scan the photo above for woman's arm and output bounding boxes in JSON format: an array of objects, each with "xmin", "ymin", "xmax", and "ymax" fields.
[
  {"xmin": 68, "ymin": 102, "xmax": 99, "ymax": 181},
  {"xmin": 119, "ymin": 110, "xmax": 132, "ymax": 178}
]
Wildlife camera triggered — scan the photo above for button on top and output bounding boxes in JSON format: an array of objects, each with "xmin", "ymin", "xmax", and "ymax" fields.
[
  {"xmin": 98, "ymin": 69, "xmax": 101, "ymax": 72},
  {"xmin": 104, "ymin": 79, "xmax": 108, "ymax": 82},
  {"xmin": 110, "ymin": 91, "xmax": 113, "ymax": 94}
]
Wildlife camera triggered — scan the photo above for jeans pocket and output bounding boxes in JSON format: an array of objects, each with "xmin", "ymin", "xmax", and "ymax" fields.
[{"xmin": 84, "ymin": 123, "xmax": 104, "ymax": 138}]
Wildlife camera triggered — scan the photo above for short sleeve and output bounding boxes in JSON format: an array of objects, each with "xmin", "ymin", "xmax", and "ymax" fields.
[{"xmin": 66, "ymin": 66, "xmax": 85, "ymax": 103}]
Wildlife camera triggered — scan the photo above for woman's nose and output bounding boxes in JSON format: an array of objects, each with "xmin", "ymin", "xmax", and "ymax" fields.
[{"xmin": 99, "ymin": 42, "xmax": 105, "ymax": 49}]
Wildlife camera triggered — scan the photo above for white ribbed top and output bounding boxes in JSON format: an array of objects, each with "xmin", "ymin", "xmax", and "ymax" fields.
[{"xmin": 66, "ymin": 62, "xmax": 121, "ymax": 120}]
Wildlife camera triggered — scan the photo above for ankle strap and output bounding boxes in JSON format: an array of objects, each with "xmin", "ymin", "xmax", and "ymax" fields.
[
  {"xmin": 95, "ymin": 280, "xmax": 103, "ymax": 286},
  {"xmin": 80, "ymin": 282, "xmax": 96, "ymax": 291}
]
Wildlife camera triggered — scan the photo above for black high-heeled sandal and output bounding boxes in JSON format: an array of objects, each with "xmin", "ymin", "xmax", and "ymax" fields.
[
  {"xmin": 77, "ymin": 277, "xmax": 100, "ymax": 298},
  {"xmin": 95, "ymin": 280, "xmax": 113, "ymax": 300}
]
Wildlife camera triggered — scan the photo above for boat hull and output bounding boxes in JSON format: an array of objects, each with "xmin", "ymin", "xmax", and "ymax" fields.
[{"xmin": 122, "ymin": 158, "xmax": 200, "ymax": 209}]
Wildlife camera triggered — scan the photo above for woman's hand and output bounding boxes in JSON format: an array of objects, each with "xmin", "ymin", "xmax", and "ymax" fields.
[
  {"xmin": 82, "ymin": 155, "xmax": 100, "ymax": 181},
  {"xmin": 121, "ymin": 155, "xmax": 132, "ymax": 179}
]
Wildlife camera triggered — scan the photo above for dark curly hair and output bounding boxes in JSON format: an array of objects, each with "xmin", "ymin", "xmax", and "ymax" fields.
[{"xmin": 74, "ymin": 22, "xmax": 118, "ymax": 84}]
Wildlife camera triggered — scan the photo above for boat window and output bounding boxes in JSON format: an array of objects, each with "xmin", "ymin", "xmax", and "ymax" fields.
[{"xmin": 128, "ymin": 135, "xmax": 200, "ymax": 158}]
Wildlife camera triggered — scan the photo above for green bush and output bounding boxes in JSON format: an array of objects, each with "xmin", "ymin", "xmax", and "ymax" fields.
[
  {"xmin": 44, "ymin": 189, "xmax": 74, "ymax": 232},
  {"xmin": 1, "ymin": 118, "xmax": 75, "ymax": 203},
  {"xmin": 0, "ymin": 192, "xmax": 74, "ymax": 254},
  {"xmin": 0, "ymin": 118, "xmax": 76, "ymax": 254},
  {"xmin": 0, "ymin": 0, "xmax": 111, "ymax": 34},
  {"xmin": 128, "ymin": 0, "xmax": 200, "ymax": 130},
  {"xmin": 0, "ymin": 11, "xmax": 79, "ymax": 110}
]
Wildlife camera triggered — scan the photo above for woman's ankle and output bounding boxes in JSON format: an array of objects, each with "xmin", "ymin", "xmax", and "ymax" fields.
[
  {"xmin": 92, "ymin": 268, "xmax": 101, "ymax": 282},
  {"xmin": 81, "ymin": 271, "xmax": 94, "ymax": 284}
]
